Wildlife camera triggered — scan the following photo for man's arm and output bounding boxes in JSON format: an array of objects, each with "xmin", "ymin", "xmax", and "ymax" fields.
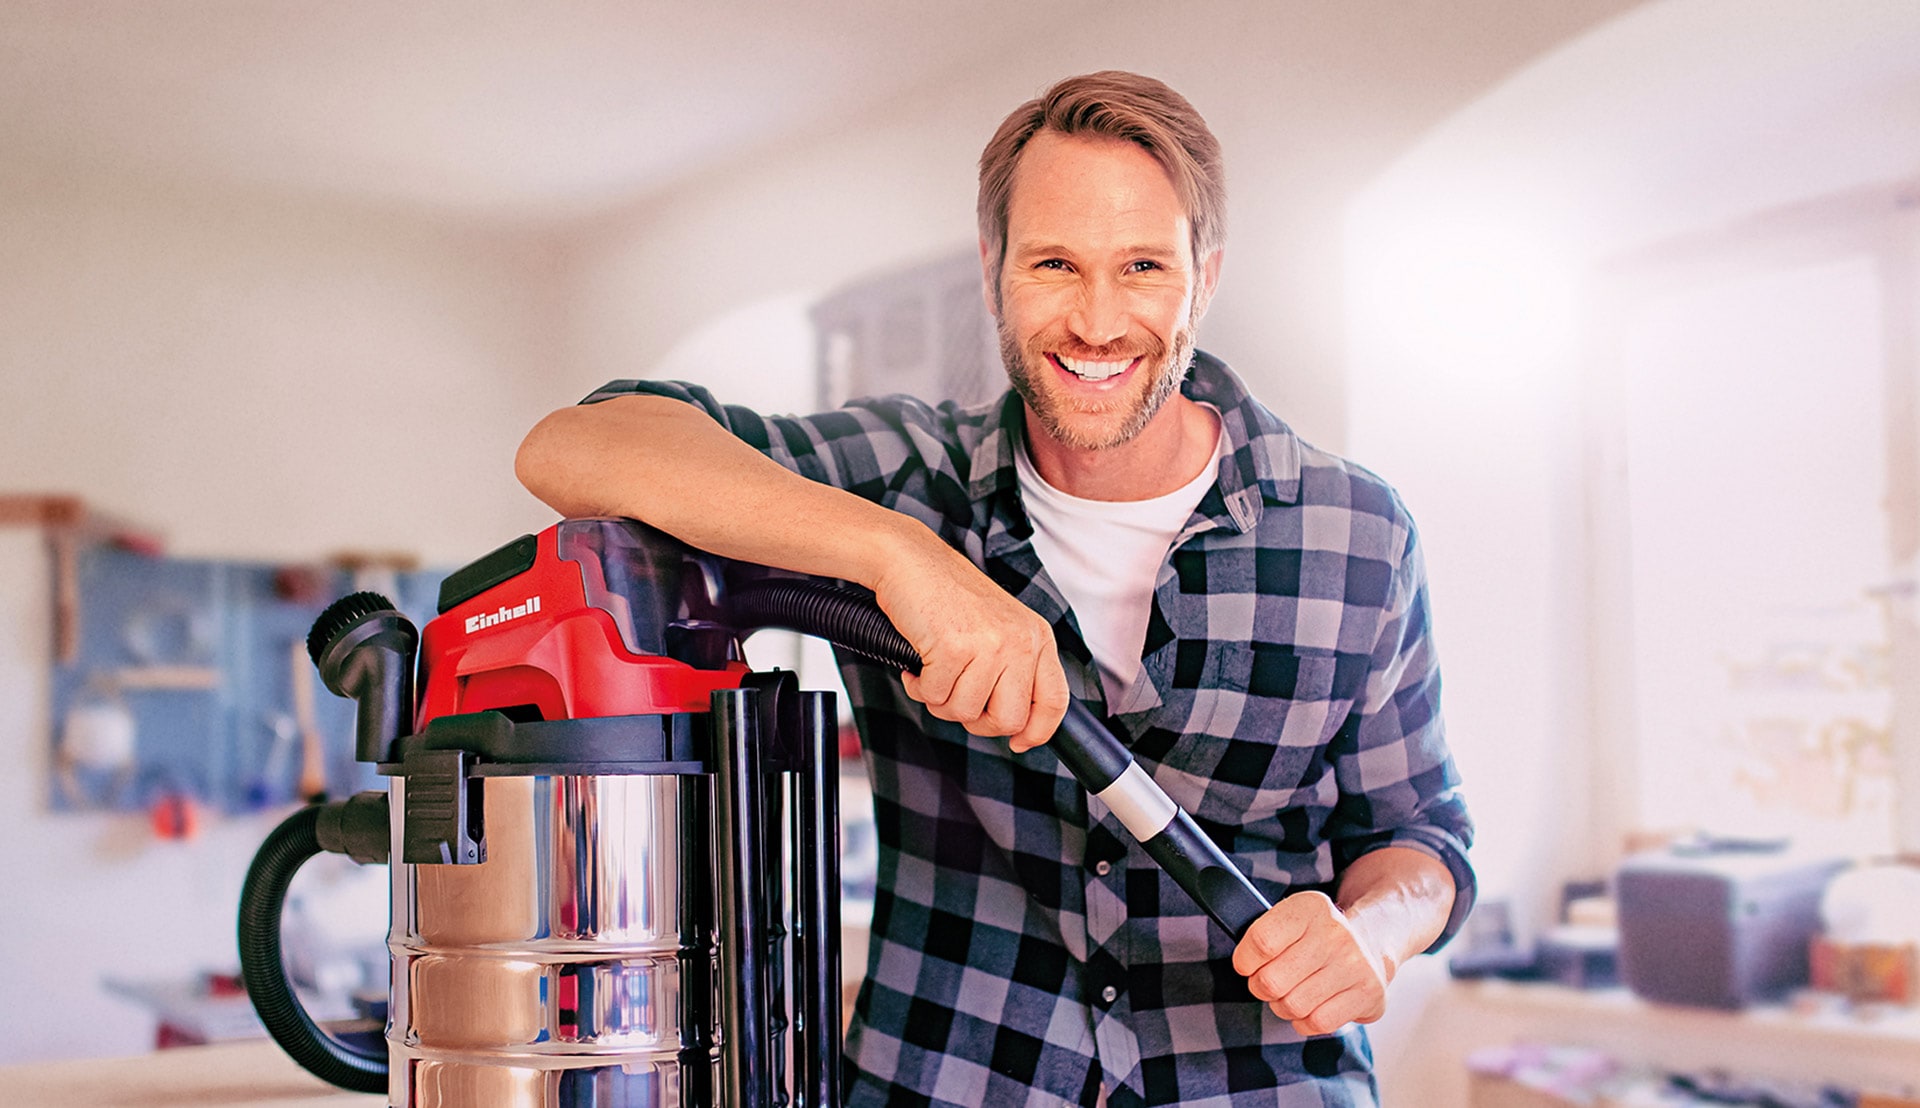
[
  {"xmin": 516, "ymin": 394, "xmax": 1069, "ymax": 749},
  {"xmin": 1229, "ymin": 491, "xmax": 1472, "ymax": 1035},
  {"xmin": 1230, "ymin": 846, "xmax": 1455, "ymax": 1036}
]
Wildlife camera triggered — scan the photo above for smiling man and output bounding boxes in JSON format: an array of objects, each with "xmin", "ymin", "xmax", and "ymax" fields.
[{"xmin": 518, "ymin": 71, "xmax": 1474, "ymax": 1107}]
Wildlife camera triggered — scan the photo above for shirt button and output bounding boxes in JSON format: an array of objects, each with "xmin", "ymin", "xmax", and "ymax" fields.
[
  {"xmin": 1100, "ymin": 986, "xmax": 1118, "ymax": 1004},
  {"xmin": 1094, "ymin": 860, "xmax": 1112, "ymax": 876}
]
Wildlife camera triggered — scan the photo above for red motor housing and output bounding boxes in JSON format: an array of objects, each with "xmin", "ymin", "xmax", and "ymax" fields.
[{"xmin": 418, "ymin": 519, "xmax": 750, "ymax": 729}]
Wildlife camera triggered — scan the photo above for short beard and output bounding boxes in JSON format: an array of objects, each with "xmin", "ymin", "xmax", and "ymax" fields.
[{"xmin": 1000, "ymin": 315, "xmax": 1196, "ymax": 451}]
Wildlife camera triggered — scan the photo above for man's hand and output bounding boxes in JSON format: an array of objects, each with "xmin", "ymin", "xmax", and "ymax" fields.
[
  {"xmin": 1232, "ymin": 847, "xmax": 1455, "ymax": 1036},
  {"xmin": 518, "ymin": 396, "xmax": 1070, "ymax": 751},
  {"xmin": 874, "ymin": 537, "xmax": 1070, "ymax": 752},
  {"xmin": 1231, "ymin": 891, "xmax": 1392, "ymax": 1037}
]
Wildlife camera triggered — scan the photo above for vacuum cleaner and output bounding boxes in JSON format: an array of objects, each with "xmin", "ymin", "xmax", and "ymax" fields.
[{"xmin": 237, "ymin": 517, "xmax": 1270, "ymax": 1107}]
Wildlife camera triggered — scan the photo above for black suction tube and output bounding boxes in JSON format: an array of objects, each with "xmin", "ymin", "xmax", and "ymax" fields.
[
  {"xmin": 727, "ymin": 579, "xmax": 918, "ymax": 670},
  {"xmin": 237, "ymin": 804, "xmax": 388, "ymax": 1094},
  {"xmin": 725, "ymin": 580, "xmax": 1274, "ymax": 941}
]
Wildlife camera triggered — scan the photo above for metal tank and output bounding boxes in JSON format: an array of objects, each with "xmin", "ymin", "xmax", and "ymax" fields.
[
  {"xmin": 383, "ymin": 677, "xmax": 841, "ymax": 1108},
  {"xmin": 238, "ymin": 520, "xmax": 843, "ymax": 1107},
  {"xmin": 387, "ymin": 772, "xmax": 709, "ymax": 1105}
]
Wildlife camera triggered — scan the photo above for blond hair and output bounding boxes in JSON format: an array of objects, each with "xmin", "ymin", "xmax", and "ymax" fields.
[{"xmin": 977, "ymin": 71, "xmax": 1226, "ymax": 278}]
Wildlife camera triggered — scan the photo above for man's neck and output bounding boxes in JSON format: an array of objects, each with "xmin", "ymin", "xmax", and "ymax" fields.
[{"xmin": 1024, "ymin": 396, "xmax": 1221, "ymax": 502}]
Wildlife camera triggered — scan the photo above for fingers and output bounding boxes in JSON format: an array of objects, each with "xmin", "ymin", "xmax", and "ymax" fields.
[
  {"xmin": 898, "ymin": 662, "xmax": 947, "ymax": 710},
  {"xmin": 977, "ymin": 652, "xmax": 1037, "ymax": 738},
  {"xmin": 929, "ymin": 656, "xmax": 1014, "ymax": 734},
  {"xmin": 873, "ymin": 540, "xmax": 1069, "ymax": 746},
  {"xmin": 891, "ymin": 588, "xmax": 1063, "ymax": 741},
  {"xmin": 1239, "ymin": 922, "xmax": 1325, "ymax": 1005},
  {"xmin": 903, "ymin": 648, "xmax": 1034, "ymax": 737},
  {"xmin": 1233, "ymin": 893, "xmax": 1389, "ymax": 1036},
  {"xmin": 1231, "ymin": 892, "xmax": 1322, "ymax": 979},
  {"xmin": 1008, "ymin": 653, "xmax": 1070, "ymax": 753},
  {"xmin": 1273, "ymin": 981, "xmax": 1381, "ymax": 1037},
  {"xmin": 937, "ymin": 656, "xmax": 997, "ymax": 725}
]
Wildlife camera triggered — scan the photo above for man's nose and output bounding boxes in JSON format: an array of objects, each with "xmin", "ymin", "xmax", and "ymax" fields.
[{"xmin": 1066, "ymin": 277, "xmax": 1128, "ymax": 348}]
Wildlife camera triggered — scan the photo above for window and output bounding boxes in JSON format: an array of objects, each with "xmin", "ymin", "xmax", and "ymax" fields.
[{"xmin": 1589, "ymin": 185, "xmax": 1920, "ymax": 859}]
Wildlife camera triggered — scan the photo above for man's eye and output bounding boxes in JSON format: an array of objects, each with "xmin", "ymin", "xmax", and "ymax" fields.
[
  {"xmin": 1129, "ymin": 260, "xmax": 1163, "ymax": 273},
  {"xmin": 1035, "ymin": 259, "xmax": 1069, "ymax": 270}
]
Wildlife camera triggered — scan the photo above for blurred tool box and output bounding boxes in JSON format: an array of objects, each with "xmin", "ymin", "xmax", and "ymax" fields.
[{"xmin": 1617, "ymin": 842, "xmax": 1847, "ymax": 1009}]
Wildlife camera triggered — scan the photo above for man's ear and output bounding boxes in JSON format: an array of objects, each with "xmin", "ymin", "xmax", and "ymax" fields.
[
  {"xmin": 1192, "ymin": 248, "xmax": 1224, "ymax": 322},
  {"xmin": 979, "ymin": 238, "xmax": 1002, "ymax": 320}
]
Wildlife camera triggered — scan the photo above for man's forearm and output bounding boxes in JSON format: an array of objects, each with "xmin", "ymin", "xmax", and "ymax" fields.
[
  {"xmin": 516, "ymin": 394, "xmax": 927, "ymax": 591},
  {"xmin": 1334, "ymin": 846, "xmax": 1457, "ymax": 980},
  {"xmin": 516, "ymin": 393, "xmax": 1071, "ymax": 748}
]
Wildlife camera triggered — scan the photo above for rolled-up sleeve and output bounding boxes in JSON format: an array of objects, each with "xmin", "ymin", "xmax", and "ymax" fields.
[
  {"xmin": 579, "ymin": 380, "xmax": 977, "ymax": 528},
  {"xmin": 1327, "ymin": 519, "xmax": 1476, "ymax": 951}
]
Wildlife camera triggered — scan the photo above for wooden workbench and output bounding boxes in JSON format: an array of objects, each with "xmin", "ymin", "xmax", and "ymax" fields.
[{"xmin": 0, "ymin": 1040, "xmax": 379, "ymax": 1106}]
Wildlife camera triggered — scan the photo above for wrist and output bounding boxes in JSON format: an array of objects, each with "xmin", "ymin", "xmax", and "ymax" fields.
[
  {"xmin": 1334, "ymin": 846, "xmax": 1457, "ymax": 976},
  {"xmin": 1338, "ymin": 898, "xmax": 1404, "ymax": 986},
  {"xmin": 854, "ymin": 511, "xmax": 946, "ymax": 592}
]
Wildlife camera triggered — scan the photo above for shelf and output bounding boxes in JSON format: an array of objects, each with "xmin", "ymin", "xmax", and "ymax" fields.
[{"xmin": 1442, "ymin": 979, "xmax": 1920, "ymax": 1092}]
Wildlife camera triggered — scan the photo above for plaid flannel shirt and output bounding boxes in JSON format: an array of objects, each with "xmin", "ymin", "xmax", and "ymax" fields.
[{"xmin": 584, "ymin": 352, "xmax": 1475, "ymax": 1107}]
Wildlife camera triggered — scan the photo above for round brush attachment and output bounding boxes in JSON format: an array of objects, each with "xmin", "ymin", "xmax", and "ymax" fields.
[
  {"xmin": 306, "ymin": 591, "xmax": 418, "ymax": 765},
  {"xmin": 307, "ymin": 591, "xmax": 398, "ymax": 666}
]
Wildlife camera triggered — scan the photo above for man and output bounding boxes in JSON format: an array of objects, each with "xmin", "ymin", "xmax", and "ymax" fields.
[{"xmin": 518, "ymin": 70, "xmax": 1473, "ymax": 1107}]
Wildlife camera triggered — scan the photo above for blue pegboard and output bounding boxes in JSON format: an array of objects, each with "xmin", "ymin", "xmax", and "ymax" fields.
[{"xmin": 48, "ymin": 544, "xmax": 444, "ymax": 815}]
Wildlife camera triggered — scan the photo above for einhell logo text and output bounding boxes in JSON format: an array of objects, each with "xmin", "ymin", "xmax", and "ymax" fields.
[{"xmin": 465, "ymin": 596, "xmax": 542, "ymax": 635}]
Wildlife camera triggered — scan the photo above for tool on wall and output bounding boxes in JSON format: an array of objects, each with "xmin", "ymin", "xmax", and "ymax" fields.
[
  {"xmin": 237, "ymin": 518, "xmax": 1271, "ymax": 1106},
  {"xmin": 55, "ymin": 665, "xmax": 221, "ymax": 809},
  {"xmin": 55, "ymin": 678, "xmax": 138, "ymax": 807},
  {"xmin": 289, "ymin": 637, "xmax": 329, "ymax": 800},
  {"xmin": 0, "ymin": 494, "xmax": 164, "ymax": 664}
]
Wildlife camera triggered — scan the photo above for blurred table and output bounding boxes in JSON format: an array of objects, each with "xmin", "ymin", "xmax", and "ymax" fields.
[
  {"xmin": 0, "ymin": 1039, "xmax": 379, "ymax": 1105},
  {"xmin": 105, "ymin": 974, "xmax": 365, "ymax": 1049},
  {"xmin": 1438, "ymin": 980, "xmax": 1920, "ymax": 1099}
]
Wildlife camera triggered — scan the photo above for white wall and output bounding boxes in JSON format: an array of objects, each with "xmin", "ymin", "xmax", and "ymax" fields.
[
  {"xmin": 1, "ymin": 170, "xmax": 560, "ymax": 565},
  {"xmin": 1351, "ymin": 0, "xmax": 1920, "ymax": 933},
  {"xmin": 551, "ymin": 1, "xmax": 1640, "ymax": 445},
  {"xmin": 0, "ymin": 171, "xmax": 566, "ymax": 1061}
]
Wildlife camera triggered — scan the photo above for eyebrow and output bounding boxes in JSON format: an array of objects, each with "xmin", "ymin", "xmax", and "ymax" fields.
[{"xmin": 1012, "ymin": 241, "xmax": 1185, "ymax": 263}]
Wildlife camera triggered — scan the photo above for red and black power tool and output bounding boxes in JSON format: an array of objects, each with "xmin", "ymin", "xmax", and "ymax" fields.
[{"xmin": 238, "ymin": 517, "xmax": 1267, "ymax": 1107}]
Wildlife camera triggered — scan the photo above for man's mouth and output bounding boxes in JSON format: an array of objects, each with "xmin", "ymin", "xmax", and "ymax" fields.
[{"xmin": 1050, "ymin": 353, "xmax": 1138, "ymax": 382}]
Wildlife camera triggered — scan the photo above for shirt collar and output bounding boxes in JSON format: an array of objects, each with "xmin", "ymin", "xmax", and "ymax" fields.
[{"xmin": 965, "ymin": 350, "xmax": 1301, "ymax": 536}]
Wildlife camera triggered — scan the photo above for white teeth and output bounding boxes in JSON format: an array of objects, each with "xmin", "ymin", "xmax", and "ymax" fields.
[{"xmin": 1059, "ymin": 355, "xmax": 1130, "ymax": 381}]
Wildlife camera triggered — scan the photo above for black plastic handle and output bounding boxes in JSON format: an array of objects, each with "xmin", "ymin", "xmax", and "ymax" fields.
[
  {"xmin": 726, "ymin": 580, "xmax": 1275, "ymax": 940},
  {"xmin": 1053, "ymin": 702, "xmax": 1272, "ymax": 940}
]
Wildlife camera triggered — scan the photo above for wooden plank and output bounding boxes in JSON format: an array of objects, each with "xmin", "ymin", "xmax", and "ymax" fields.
[{"xmin": 0, "ymin": 494, "xmax": 164, "ymax": 662}]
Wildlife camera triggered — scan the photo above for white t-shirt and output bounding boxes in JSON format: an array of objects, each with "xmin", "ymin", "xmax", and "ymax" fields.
[{"xmin": 1014, "ymin": 415, "xmax": 1226, "ymax": 706}]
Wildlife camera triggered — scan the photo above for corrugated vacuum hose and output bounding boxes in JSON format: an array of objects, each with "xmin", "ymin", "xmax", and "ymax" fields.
[{"xmin": 236, "ymin": 802, "xmax": 388, "ymax": 1095}]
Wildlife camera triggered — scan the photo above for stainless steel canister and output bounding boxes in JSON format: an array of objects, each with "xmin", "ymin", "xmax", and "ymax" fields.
[
  {"xmin": 387, "ymin": 772, "xmax": 719, "ymax": 1107},
  {"xmin": 379, "ymin": 678, "xmax": 841, "ymax": 1108}
]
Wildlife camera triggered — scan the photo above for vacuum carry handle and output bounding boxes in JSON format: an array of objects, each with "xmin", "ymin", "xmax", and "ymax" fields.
[{"xmin": 726, "ymin": 580, "xmax": 1274, "ymax": 941}]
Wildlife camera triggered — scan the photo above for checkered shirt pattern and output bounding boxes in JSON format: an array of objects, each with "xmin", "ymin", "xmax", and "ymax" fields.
[{"xmin": 583, "ymin": 352, "xmax": 1475, "ymax": 1107}]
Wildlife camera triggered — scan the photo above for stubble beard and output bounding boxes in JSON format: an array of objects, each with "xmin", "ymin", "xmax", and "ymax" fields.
[{"xmin": 1000, "ymin": 314, "xmax": 1197, "ymax": 452}]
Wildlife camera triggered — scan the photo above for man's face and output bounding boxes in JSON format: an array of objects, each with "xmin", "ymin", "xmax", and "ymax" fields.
[{"xmin": 987, "ymin": 130, "xmax": 1218, "ymax": 452}]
